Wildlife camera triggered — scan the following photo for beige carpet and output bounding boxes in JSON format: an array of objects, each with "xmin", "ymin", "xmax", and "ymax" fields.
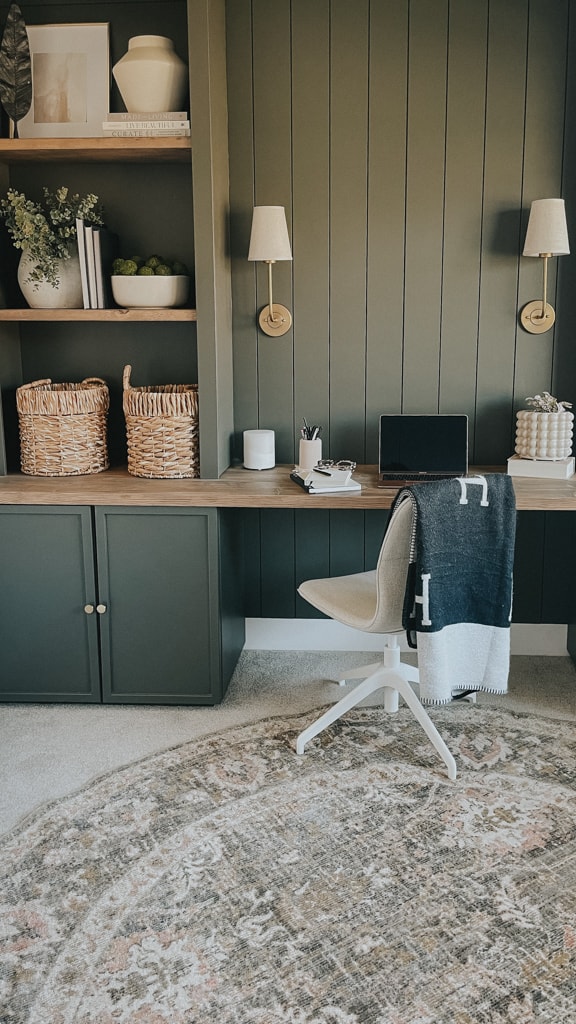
[{"xmin": 1, "ymin": 651, "xmax": 575, "ymax": 836}]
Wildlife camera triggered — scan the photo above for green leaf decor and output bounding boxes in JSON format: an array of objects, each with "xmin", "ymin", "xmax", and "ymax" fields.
[{"xmin": 0, "ymin": 4, "xmax": 32, "ymax": 137}]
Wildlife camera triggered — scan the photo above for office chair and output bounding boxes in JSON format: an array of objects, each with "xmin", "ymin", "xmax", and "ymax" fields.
[{"xmin": 295, "ymin": 497, "xmax": 459, "ymax": 779}]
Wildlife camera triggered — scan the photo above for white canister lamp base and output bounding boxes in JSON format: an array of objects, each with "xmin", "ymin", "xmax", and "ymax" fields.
[{"xmin": 243, "ymin": 429, "xmax": 275, "ymax": 470}]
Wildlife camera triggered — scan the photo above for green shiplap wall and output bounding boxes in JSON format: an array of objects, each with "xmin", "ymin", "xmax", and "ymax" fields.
[{"xmin": 227, "ymin": 0, "xmax": 575, "ymax": 617}]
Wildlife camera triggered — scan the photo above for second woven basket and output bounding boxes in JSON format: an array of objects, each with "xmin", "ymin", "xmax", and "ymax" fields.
[{"xmin": 122, "ymin": 364, "xmax": 200, "ymax": 478}]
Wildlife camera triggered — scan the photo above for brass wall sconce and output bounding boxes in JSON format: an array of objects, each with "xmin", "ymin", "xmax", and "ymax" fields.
[
  {"xmin": 520, "ymin": 198, "xmax": 570, "ymax": 334},
  {"xmin": 248, "ymin": 205, "xmax": 293, "ymax": 337}
]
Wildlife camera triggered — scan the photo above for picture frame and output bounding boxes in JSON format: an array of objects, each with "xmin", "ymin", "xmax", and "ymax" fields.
[{"xmin": 17, "ymin": 23, "xmax": 109, "ymax": 139}]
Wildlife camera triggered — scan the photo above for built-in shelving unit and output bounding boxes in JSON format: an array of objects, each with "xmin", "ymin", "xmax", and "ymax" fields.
[{"xmin": 0, "ymin": 0, "xmax": 244, "ymax": 707}]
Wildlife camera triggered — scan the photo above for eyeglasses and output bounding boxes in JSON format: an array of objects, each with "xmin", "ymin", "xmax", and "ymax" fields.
[{"xmin": 315, "ymin": 459, "xmax": 357, "ymax": 472}]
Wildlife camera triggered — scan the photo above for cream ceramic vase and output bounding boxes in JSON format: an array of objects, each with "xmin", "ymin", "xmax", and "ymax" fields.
[
  {"xmin": 17, "ymin": 249, "xmax": 83, "ymax": 309},
  {"xmin": 515, "ymin": 409, "xmax": 574, "ymax": 461},
  {"xmin": 112, "ymin": 35, "xmax": 188, "ymax": 113}
]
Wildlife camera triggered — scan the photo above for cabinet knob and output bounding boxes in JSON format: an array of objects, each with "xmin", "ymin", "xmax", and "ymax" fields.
[
  {"xmin": 96, "ymin": 604, "xmax": 107, "ymax": 614},
  {"xmin": 84, "ymin": 604, "xmax": 95, "ymax": 614}
]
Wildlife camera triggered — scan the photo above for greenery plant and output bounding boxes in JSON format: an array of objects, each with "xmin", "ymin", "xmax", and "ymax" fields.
[
  {"xmin": 525, "ymin": 392, "xmax": 572, "ymax": 414},
  {"xmin": 0, "ymin": 186, "xmax": 103, "ymax": 287}
]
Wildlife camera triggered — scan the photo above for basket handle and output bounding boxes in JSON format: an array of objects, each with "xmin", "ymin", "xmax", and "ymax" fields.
[
  {"xmin": 81, "ymin": 377, "xmax": 108, "ymax": 386},
  {"xmin": 19, "ymin": 378, "xmax": 52, "ymax": 391},
  {"xmin": 123, "ymin": 364, "xmax": 132, "ymax": 391}
]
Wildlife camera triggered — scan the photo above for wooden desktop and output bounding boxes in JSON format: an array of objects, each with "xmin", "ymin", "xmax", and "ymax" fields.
[{"xmin": 1, "ymin": 464, "xmax": 575, "ymax": 510}]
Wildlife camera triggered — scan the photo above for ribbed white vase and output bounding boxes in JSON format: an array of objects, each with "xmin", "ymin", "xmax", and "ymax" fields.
[
  {"xmin": 17, "ymin": 248, "xmax": 83, "ymax": 309},
  {"xmin": 515, "ymin": 409, "xmax": 574, "ymax": 461},
  {"xmin": 112, "ymin": 35, "xmax": 188, "ymax": 113}
]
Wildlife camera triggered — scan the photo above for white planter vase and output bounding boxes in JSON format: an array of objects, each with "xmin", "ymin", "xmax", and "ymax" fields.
[
  {"xmin": 112, "ymin": 35, "xmax": 188, "ymax": 114},
  {"xmin": 515, "ymin": 409, "xmax": 574, "ymax": 461},
  {"xmin": 17, "ymin": 249, "xmax": 83, "ymax": 309}
]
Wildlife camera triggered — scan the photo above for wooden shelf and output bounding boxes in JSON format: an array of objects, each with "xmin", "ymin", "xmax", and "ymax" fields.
[
  {"xmin": 0, "ymin": 307, "xmax": 197, "ymax": 322},
  {"xmin": 0, "ymin": 465, "xmax": 574, "ymax": 511},
  {"xmin": 0, "ymin": 137, "xmax": 191, "ymax": 164}
]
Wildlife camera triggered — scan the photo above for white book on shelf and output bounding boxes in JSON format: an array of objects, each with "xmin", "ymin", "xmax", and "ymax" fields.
[
  {"xmin": 104, "ymin": 110, "xmax": 188, "ymax": 121},
  {"xmin": 93, "ymin": 228, "xmax": 105, "ymax": 309},
  {"xmin": 92, "ymin": 227, "xmax": 118, "ymax": 309},
  {"xmin": 103, "ymin": 120, "xmax": 190, "ymax": 131},
  {"xmin": 101, "ymin": 128, "xmax": 191, "ymax": 137},
  {"xmin": 75, "ymin": 218, "xmax": 90, "ymax": 310},
  {"xmin": 83, "ymin": 225, "xmax": 98, "ymax": 309}
]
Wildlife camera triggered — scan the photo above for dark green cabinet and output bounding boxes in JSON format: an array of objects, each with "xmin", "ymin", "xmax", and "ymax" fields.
[
  {"xmin": 0, "ymin": 506, "xmax": 100, "ymax": 702},
  {"xmin": 0, "ymin": 505, "xmax": 244, "ymax": 704}
]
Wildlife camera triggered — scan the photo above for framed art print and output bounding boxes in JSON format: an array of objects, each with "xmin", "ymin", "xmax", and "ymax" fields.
[{"xmin": 18, "ymin": 23, "xmax": 109, "ymax": 138}]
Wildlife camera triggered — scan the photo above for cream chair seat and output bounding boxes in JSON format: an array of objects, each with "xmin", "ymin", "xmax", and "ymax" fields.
[{"xmin": 295, "ymin": 498, "xmax": 459, "ymax": 779}]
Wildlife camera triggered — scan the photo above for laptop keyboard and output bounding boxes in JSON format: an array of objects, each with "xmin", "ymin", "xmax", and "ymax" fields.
[{"xmin": 379, "ymin": 472, "xmax": 459, "ymax": 486}]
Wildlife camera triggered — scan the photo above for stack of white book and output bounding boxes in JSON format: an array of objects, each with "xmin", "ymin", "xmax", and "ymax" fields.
[
  {"xmin": 75, "ymin": 219, "xmax": 117, "ymax": 310},
  {"xmin": 101, "ymin": 112, "xmax": 190, "ymax": 137},
  {"xmin": 290, "ymin": 467, "xmax": 361, "ymax": 494}
]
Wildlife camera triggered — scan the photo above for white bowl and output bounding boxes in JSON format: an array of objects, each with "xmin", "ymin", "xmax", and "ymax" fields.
[{"xmin": 111, "ymin": 274, "xmax": 190, "ymax": 309}]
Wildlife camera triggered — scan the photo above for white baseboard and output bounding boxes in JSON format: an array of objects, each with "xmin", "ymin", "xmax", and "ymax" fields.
[{"xmin": 244, "ymin": 619, "xmax": 568, "ymax": 656}]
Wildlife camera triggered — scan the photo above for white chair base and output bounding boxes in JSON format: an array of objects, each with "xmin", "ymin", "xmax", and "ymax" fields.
[{"xmin": 295, "ymin": 638, "xmax": 458, "ymax": 780}]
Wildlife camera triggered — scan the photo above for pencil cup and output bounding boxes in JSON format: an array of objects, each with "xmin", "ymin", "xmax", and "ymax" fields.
[
  {"xmin": 243, "ymin": 429, "xmax": 275, "ymax": 470},
  {"xmin": 299, "ymin": 438, "xmax": 322, "ymax": 472}
]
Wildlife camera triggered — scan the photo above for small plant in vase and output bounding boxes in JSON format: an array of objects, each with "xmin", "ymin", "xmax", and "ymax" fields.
[
  {"xmin": 515, "ymin": 392, "xmax": 574, "ymax": 461},
  {"xmin": 0, "ymin": 186, "xmax": 102, "ymax": 287}
]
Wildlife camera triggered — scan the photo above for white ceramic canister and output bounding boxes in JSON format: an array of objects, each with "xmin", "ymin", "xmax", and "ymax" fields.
[
  {"xmin": 298, "ymin": 438, "xmax": 322, "ymax": 472},
  {"xmin": 112, "ymin": 36, "xmax": 188, "ymax": 114},
  {"xmin": 243, "ymin": 429, "xmax": 275, "ymax": 470}
]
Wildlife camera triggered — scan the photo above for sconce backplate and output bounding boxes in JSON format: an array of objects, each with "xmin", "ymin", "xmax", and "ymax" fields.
[
  {"xmin": 520, "ymin": 300, "xmax": 556, "ymax": 334},
  {"xmin": 258, "ymin": 304, "xmax": 292, "ymax": 337}
]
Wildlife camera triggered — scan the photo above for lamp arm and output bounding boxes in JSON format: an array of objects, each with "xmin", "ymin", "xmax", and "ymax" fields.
[
  {"xmin": 266, "ymin": 260, "xmax": 277, "ymax": 324},
  {"xmin": 540, "ymin": 252, "xmax": 551, "ymax": 320}
]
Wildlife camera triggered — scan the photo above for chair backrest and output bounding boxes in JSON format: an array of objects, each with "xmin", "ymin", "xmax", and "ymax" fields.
[{"xmin": 367, "ymin": 498, "xmax": 413, "ymax": 634}]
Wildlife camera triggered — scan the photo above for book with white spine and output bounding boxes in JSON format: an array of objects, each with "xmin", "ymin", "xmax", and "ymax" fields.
[
  {"xmin": 102, "ymin": 128, "xmax": 191, "ymax": 137},
  {"xmin": 104, "ymin": 111, "xmax": 188, "ymax": 121},
  {"xmin": 103, "ymin": 120, "xmax": 189, "ymax": 131}
]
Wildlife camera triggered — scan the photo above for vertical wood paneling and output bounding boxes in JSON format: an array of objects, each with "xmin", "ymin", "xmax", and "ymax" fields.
[
  {"xmin": 295, "ymin": 509, "xmax": 331, "ymax": 618},
  {"xmin": 556, "ymin": 1, "xmax": 576, "ymax": 408},
  {"xmin": 475, "ymin": 0, "xmax": 528, "ymax": 463},
  {"xmin": 226, "ymin": 0, "xmax": 258, "ymax": 461},
  {"xmin": 440, "ymin": 0, "xmax": 487, "ymax": 447},
  {"xmin": 227, "ymin": 0, "xmax": 576, "ymax": 616},
  {"xmin": 260, "ymin": 510, "xmax": 295, "ymax": 616},
  {"xmin": 403, "ymin": 0, "xmax": 448, "ymax": 412},
  {"xmin": 329, "ymin": 0, "xmax": 370, "ymax": 460},
  {"xmin": 515, "ymin": 0, "xmax": 569, "ymax": 410},
  {"xmin": 365, "ymin": 0, "xmax": 409, "ymax": 461},
  {"xmin": 329, "ymin": 510, "xmax": 366, "ymax": 578},
  {"xmin": 292, "ymin": 0, "xmax": 330, "ymax": 463},
  {"xmin": 252, "ymin": 0, "xmax": 294, "ymax": 461},
  {"xmin": 242, "ymin": 509, "xmax": 263, "ymax": 616}
]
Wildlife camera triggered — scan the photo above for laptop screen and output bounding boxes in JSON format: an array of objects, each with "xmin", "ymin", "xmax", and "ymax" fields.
[{"xmin": 378, "ymin": 414, "xmax": 468, "ymax": 481}]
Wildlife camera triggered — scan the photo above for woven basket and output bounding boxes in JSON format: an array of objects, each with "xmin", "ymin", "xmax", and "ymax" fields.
[
  {"xmin": 16, "ymin": 377, "xmax": 109, "ymax": 477},
  {"xmin": 122, "ymin": 364, "xmax": 199, "ymax": 478}
]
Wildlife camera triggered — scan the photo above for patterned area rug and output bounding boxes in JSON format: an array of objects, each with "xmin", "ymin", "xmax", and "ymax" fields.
[{"xmin": 1, "ymin": 704, "xmax": 575, "ymax": 1024}]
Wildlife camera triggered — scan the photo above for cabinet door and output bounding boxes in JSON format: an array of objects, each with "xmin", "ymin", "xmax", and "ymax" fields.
[
  {"xmin": 95, "ymin": 507, "xmax": 222, "ymax": 704},
  {"xmin": 0, "ymin": 506, "xmax": 101, "ymax": 702}
]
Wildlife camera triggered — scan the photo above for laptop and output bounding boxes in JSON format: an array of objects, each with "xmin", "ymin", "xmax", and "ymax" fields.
[{"xmin": 378, "ymin": 413, "xmax": 468, "ymax": 487}]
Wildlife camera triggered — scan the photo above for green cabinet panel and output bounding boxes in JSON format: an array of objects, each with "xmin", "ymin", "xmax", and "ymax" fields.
[
  {"xmin": 0, "ymin": 506, "xmax": 100, "ymax": 702},
  {"xmin": 0, "ymin": 505, "xmax": 245, "ymax": 706},
  {"xmin": 96, "ymin": 507, "xmax": 224, "ymax": 704}
]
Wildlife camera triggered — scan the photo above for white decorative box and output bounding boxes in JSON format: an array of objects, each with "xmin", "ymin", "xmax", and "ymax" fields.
[{"xmin": 507, "ymin": 455, "xmax": 575, "ymax": 479}]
